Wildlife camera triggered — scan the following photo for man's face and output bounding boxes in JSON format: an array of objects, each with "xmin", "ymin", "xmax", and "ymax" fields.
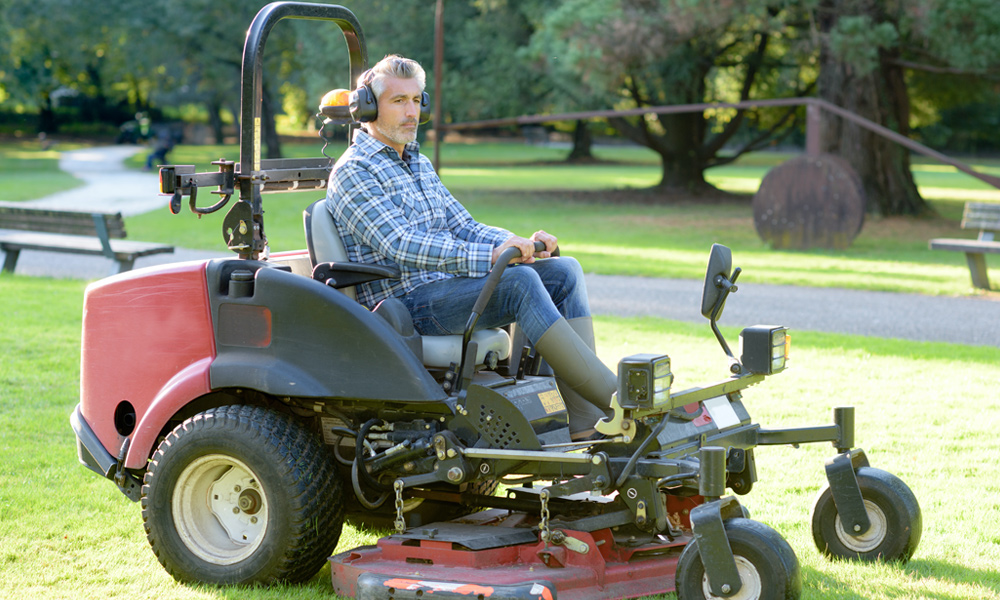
[{"xmin": 370, "ymin": 76, "xmax": 423, "ymax": 152}]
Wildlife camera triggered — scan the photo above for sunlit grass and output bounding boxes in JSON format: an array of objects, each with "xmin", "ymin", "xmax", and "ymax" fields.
[
  {"xmin": 7, "ymin": 139, "xmax": 999, "ymax": 295},
  {"xmin": 0, "ymin": 140, "xmax": 85, "ymax": 201},
  {"xmin": 3, "ymin": 276, "xmax": 998, "ymax": 599}
]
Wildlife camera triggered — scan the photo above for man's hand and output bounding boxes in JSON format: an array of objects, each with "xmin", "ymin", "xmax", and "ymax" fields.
[
  {"xmin": 530, "ymin": 230, "xmax": 557, "ymax": 258},
  {"xmin": 492, "ymin": 235, "xmax": 536, "ymax": 265},
  {"xmin": 491, "ymin": 231, "xmax": 559, "ymax": 265}
]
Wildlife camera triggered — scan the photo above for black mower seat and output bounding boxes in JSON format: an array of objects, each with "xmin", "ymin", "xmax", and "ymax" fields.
[{"xmin": 303, "ymin": 200, "xmax": 510, "ymax": 369}]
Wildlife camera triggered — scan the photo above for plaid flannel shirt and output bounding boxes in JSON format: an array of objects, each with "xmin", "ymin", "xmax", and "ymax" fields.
[{"xmin": 326, "ymin": 130, "xmax": 512, "ymax": 309}]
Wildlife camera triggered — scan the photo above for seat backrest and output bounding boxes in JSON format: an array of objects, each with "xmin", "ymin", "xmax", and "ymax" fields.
[
  {"xmin": 304, "ymin": 199, "xmax": 356, "ymax": 300},
  {"xmin": 303, "ymin": 200, "xmax": 511, "ymax": 368}
]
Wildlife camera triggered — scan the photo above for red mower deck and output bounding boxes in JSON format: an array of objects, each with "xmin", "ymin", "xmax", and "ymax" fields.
[{"xmin": 330, "ymin": 510, "xmax": 687, "ymax": 600}]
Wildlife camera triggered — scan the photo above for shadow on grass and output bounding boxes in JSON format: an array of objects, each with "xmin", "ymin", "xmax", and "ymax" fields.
[{"xmin": 801, "ymin": 557, "xmax": 1000, "ymax": 599}]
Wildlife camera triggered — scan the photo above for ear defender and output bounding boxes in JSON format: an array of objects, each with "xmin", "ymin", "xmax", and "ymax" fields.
[
  {"xmin": 348, "ymin": 81, "xmax": 378, "ymax": 123},
  {"xmin": 348, "ymin": 72, "xmax": 432, "ymax": 125},
  {"xmin": 418, "ymin": 92, "xmax": 431, "ymax": 125}
]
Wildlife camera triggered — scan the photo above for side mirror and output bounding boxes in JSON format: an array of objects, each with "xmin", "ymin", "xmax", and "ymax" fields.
[{"xmin": 700, "ymin": 244, "xmax": 733, "ymax": 319}]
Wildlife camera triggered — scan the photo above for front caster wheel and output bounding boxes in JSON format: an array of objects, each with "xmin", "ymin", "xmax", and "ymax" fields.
[
  {"xmin": 676, "ymin": 518, "xmax": 801, "ymax": 600},
  {"xmin": 811, "ymin": 466, "xmax": 921, "ymax": 562},
  {"xmin": 141, "ymin": 405, "xmax": 344, "ymax": 585}
]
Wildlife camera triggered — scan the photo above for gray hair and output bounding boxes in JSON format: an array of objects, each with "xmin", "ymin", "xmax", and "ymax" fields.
[{"xmin": 364, "ymin": 55, "xmax": 426, "ymax": 100}]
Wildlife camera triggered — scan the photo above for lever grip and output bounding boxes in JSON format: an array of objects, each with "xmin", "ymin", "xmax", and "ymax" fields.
[{"xmin": 471, "ymin": 241, "xmax": 547, "ymax": 317}]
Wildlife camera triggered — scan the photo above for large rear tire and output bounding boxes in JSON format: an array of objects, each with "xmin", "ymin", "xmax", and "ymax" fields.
[{"xmin": 141, "ymin": 405, "xmax": 344, "ymax": 585}]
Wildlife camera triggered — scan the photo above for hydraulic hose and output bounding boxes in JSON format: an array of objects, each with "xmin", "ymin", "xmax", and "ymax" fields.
[{"xmin": 355, "ymin": 419, "xmax": 391, "ymax": 492}]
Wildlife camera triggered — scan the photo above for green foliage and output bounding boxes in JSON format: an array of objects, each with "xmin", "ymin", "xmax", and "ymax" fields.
[
  {"xmin": 828, "ymin": 16, "xmax": 899, "ymax": 76},
  {"xmin": 906, "ymin": 0, "xmax": 1000, "ymax": 72}
]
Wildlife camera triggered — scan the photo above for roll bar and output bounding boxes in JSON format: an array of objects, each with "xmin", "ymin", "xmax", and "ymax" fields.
[
  {"xmin": 238, "ymin": 2, "xmax": 367, "ymax": 258},
  {"xmin": 159, "ymin": 2, "xmax": 368, "ymax": 259}
]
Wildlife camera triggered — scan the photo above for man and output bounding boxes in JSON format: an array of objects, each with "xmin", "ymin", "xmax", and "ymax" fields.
[{"xmin": 326, "ymin": 55, "xmax": 615, "ymax": 438}]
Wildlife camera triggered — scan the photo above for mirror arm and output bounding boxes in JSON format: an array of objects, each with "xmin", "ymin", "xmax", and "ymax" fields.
[{"xmin": 710, "ymin": 267, "xmax": 743, "ymax": 374}]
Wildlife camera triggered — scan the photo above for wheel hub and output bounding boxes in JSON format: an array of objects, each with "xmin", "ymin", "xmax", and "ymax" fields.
[
  {"xmin": 172, "ymin": 454, "xmax": 269, "ymax": 565},
  {"xmin": 835, "ymin": 499, "xmax": 887, "ymax": 553},
  {"xmin": 701, "ymin": 556, "xmax": 762, "ymax": 600}
]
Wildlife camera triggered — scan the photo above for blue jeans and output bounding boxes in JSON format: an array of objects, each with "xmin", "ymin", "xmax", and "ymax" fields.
[{"xmin": 399, "ymin": 257, "xmax": 590, "ymax": 343}]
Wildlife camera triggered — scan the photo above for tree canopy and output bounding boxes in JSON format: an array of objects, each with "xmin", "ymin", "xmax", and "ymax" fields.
[{"xmin": 2, "ymin": 0, "xmax": 999, "ymax": 214}]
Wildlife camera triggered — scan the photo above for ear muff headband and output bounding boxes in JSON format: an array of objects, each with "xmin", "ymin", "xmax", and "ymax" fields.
[{"xmin": 349, "ymin": 69, "xmax": 431, "ymax": 125}]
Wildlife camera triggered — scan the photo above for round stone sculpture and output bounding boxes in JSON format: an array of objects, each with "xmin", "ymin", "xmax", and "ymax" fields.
[{"xmin": 753, "ymin": 154, "xmax": 866, "ymax": 250}]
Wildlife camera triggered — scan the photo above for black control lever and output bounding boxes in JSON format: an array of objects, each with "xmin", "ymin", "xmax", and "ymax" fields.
[{"xmin": 454, "ymin": 240, "xmax": 556, "ymax": 393}]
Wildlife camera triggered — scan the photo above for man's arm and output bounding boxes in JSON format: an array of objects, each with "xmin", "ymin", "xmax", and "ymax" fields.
[
  {"xmin": 438, "ymin": 185, "xmax": 512, "ymax": 247},
  {"xmin": 329, "ymin": 163, "xmax": 496, "ymax": 277},
  {"xmin": 434, "ymin": 177, "xmax": 558, "ymax": 265}
]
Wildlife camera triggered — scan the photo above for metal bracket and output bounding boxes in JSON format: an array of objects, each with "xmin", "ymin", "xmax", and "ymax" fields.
[
  {"xmin": 690, "ymin": 497, "xmax": 745, "ymax": 598},
  {"xmin": 547, "ymin": 530, "xmax": 590, "ymax": 555},
  {"xmin": 824, "ymin": 448, "xmax": 871, "ymax": 536},
  {"xmin": 594, "ymin": 392, "xmax": 635, "ymax": 441},
  {"xmin": 112, "ymin": 437, "xmax": 142, "ymax": 502},
  {"xmin": 222, "ymin": 200, "xmax": 255, "ymax": 255}
]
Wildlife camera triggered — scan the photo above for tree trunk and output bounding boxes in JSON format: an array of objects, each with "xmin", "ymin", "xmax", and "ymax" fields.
[
  {"xmin": 38, "ymin": 92, "xmax": 57, "ymax": 134},
  {"xmin": 817, "ymin": 0, "xmax": 930, "ymax": 216},
  {"xmin": 207, "ymin": 98, "xmax": 226, "ymax": 145},
  {"xmin": 261, "ymin": 82, "xmax": 283, "ymax": 159},
  {"xmin": 566, "ymin": 120, "xmax": 594, "ymax": 162},
  {"xmin": 609, "ymin": 111, "xmax": 711, "ymax": 192}
]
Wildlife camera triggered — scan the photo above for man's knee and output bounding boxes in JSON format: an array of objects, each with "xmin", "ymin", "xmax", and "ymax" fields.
[
  {"xmin": 536, "ymin": 256, "xmax": 583, "ymax": 287},
  {"xmin": 501, "ymin": 265, "xmax": 547, "ymax": 300}
]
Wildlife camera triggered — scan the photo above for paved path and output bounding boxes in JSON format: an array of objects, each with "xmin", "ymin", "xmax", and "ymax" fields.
[
  {"xmin": 6, "ymin": 146, "xmax": 1000, "ymax": 348},
  {"xmin": 25, "ymin": 145, "xmax": 166, "ymax": 216},
  {"xmin": 585, "ymin": 274, "xmax": 1000, "ymax": 348},
  {"xmin": 5, "ymin": 146, "xmax": 229, "ymax": 278}
]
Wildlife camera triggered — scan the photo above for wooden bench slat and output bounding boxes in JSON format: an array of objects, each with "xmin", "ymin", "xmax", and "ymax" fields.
[
  {"xmin": 0, "ymin": 202, "xmax": 127, "ymax": 238},
  {"xmin": 928, "ymin": 238, "xmax": 1000, "ymax": 253},
  {"xmin": 930, "ymin": 201, "xmax": 1000, "ymax": 290},
  {"xmin": 0, "ymin": 202, "xmax": 173, "ymax": 275},
  {"xmin": 0, "ymin": 232, "xmax": 173, "ymax": 257},
  {"xmin": 962, "ymin": 202, "xmax": 1000, "ymax": 231}
]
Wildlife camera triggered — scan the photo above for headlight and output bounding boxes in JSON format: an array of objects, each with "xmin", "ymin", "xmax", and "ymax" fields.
[
  {"xmin": 740, "ymin": 326, "xmax": 789, "ymax": 374},
  {"xmin": 617, "ymin": 354, "xmax": 673, "ymax": 409}
]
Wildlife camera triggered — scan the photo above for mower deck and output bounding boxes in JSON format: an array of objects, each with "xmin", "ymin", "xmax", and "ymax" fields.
[{"xmin": 330, "ymin": 509, "xmax": 686, "ymax": 600}]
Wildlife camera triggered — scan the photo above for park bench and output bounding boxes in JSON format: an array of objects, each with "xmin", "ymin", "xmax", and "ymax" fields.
[
  {"xmin": 0, "ymin": 202, "xmax": 174, "ymax": 275},
  {"xmin": 929, "ymin": 202, "xmax": 1000, "ymax": 290}
]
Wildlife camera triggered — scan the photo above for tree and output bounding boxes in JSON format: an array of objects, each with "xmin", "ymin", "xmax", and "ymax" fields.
[
  {"xmin": 815, "ymin": 0, "xmax": 925, "ymax": 215},
  {"xmin": 152, "ymin": 0, "xmax": 298, "ymax": 158},
  {"xmin": 816, "ymin": 0, "xmax": 1000, "ymax": 215},
  {"xmin": 0, "ymin": 0, "xmax": 144, "ymax": 132},
  {"xmin": 526, "ymin": 0, "xmax": 814, "ymax": 194}
]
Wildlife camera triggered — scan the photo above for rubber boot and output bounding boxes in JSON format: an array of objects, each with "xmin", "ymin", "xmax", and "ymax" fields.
[{"xmin": 534, "ymin": 318, "xmax": 617, "ymax": 438}]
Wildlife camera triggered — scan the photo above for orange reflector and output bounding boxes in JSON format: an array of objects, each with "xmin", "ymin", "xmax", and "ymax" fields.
[{"xmin": 320, "ymin": 88, "xmax": 351, "ymax": 108}]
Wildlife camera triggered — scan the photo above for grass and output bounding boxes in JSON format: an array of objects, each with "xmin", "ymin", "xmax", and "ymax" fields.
[
  {"xmin": 111, "ymin": 139, "xmax": 1000, "ymax": 297},
  {"xmin": 0, "ymin": 140, "xmax": 85, "ymax": 201},
  {"xmin": 0, "ymin": 137, "xmax": 983, "ymax": 297},
  {"xmin": 1, "ymin": 275, "xmax": 999, "ymax": 599}
]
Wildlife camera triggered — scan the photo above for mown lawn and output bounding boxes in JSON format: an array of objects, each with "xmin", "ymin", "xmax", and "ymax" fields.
[
  {"xmin": 0, "ymin": 139, "xmax": 85, "ymax": 201},
  {"xmin": 2, "ymin": 139, "xmax": 999, "ymax": 599},
  {"xmin": 111, "ymin": 139, "xmax": 1000, "ymax": 296},
  {"xmin": 1, "ymin": 276, "xmax": 998, "ymax": 599}
]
